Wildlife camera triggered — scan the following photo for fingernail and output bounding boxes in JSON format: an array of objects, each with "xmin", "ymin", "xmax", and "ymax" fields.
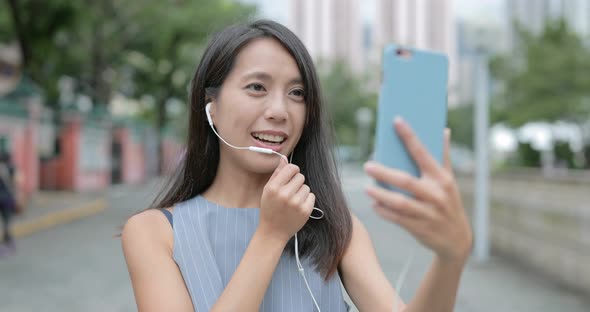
[
  {"xmin": 364, "ymin": 161, "xmax": 376, "ymax": 172},
  {"xmin": 394, "ymin": 116, "xmax": 404, "ymax": 125},
  {"xmin": 365, "ymin": 186, "xmax": 376, "ymax": 196}
]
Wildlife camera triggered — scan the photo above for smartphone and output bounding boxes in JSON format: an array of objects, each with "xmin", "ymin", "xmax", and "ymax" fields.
[{"xmin": 373, "ymin": 44, "xmax": 448, "ymax": 194}]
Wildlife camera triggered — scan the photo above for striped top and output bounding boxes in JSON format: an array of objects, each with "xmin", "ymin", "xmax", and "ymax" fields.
[{"xmin": 172, "ymin": 195, "xmax": 351, "ymax": 312}]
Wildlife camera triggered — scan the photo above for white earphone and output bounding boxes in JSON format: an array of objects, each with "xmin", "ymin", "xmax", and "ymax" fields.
[{"xmin": 205, "ymin": 102, "xmax": 324, "ymax": 311}]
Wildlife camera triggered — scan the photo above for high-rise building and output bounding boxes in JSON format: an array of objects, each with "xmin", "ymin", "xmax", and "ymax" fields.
[
  {"xmin": 288, "ymin": 0, "xmax": 365, "ymax": 73},
  {"xmin": 455, "ymin": 18, "xmax": 507, "ymax": 105},
  {"xmin": 507, "ymin": 0, "xmax": 590, "ymax": 46},
  {"xmin": 373, "ymin": 0, "xmax": 458, "ymax": 105}
]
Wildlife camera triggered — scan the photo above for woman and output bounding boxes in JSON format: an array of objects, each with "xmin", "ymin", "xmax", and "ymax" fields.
[
  {"xmin": 0, "ymin": 153, "xmax": 17, "ymax": 256},
  {"xmin": 122, "ymin": 20, "xmax": 472, "ymax": 311}
]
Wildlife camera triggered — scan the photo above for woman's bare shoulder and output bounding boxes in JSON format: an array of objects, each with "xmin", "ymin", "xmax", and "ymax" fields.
[
  {"xmin": 121, "ymin": 207, "xmax": 193, "ymax": 311},
  {"xmin": 121, "ymin": 207, "xmax": 174, "ymax": 255}
]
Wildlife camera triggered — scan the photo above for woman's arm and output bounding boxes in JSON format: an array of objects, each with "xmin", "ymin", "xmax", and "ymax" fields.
[
  {"xmin": 121, "ymin": 209, "xmax": 194, "ymax": 312},
  {"xmin": 123, "ymin": 157, "xmax": 315, "ymax": 312},
  {"xmin": 214, "ymin": 156, "xmax": 316, "ymax": 311},
  {"xmin": 339, "ymin": 215, "xmax": 406, "ymax": 312},
  {"xmin": 345, "ymin": 120, "xmax": 472, "ymax": 311},
  {"xmin": 340, "ymin": 215, "xmax": 466, "ymax": 312},
  {"xmin": 211, "ymin": 228, "xmax": 287, "ymax": 311},
  {"xmin": 403, "ymin": 256, "xmax": 465, "ymax": 312},
  {"xmin": 122, "ymin": 210, "xmax": 289, "ymax": 312}
]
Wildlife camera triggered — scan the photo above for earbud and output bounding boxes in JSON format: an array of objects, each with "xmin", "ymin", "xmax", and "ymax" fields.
[{"xmin": 205, "ymin": 102, "xmax": 214, "ymax": 126}]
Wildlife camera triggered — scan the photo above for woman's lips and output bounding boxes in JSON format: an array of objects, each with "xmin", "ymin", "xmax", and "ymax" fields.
[{"xmin": 250, "ymin": 135, "xmax": 286, "ymax": 153}]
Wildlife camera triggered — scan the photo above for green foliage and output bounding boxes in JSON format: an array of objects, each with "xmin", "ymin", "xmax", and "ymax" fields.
[
  {"xmin": 447, "ymin": 103, "xmax": 474, "ymax": 149},
  {"xmin": 489, "ymin": 18, "xmax": 590, "ymax": 127},
  {"xmin": 120, "ymin": 0, "xmax": 256, "ymax": 136},
  {"xmin": 0, "ymin": 0, "xmax": 256, "ymax": 123},
  {"xmin": 515, "ymin": 142, "xmax": 541, "ymax": 167},
  {"xmin": 0, "ymin": 3, "xmax": 14, "ymax": 40},
  {"xmin": 553, "ymin": 140, "xmax": 580, "ymax": 169},
  {"xmin": 319, "ymin": 61, "xmax": 377, "ymax": 147},
  {"xmin": 0, "ymin": 0, "xmax": 81, "ymax": 103}
]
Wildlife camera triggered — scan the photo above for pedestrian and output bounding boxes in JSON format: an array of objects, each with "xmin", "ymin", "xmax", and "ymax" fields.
[
  {"xmin": 0, "ymin": 152, "xmax": 17, "ymax": 256},
  {"xmin": 121, "ymin": 20, "xmax": 472, "ymax": 311}
]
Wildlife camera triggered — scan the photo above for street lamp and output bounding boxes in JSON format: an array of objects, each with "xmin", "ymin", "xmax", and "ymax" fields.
[
  {"xmin": 356, "ymin": 107, "xmax": 373, "ymax": 160},
  {"xmin": 473, "ymin": 50, "xmax": 490, "ymax": 262}
]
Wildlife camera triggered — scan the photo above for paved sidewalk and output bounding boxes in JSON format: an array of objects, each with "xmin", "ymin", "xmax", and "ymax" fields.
[
  {"xmin": 339, "ymin": 163, "xmax": 590, "ymax": 312},
  {"xmin": 12, "ymin": 190, "xmax": 107, "ymax": 239}
]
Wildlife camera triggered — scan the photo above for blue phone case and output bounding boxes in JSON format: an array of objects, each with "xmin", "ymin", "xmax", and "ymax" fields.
[{"xmin": 373, "ymin": 45, "xmax": 448, "ymax": 194}]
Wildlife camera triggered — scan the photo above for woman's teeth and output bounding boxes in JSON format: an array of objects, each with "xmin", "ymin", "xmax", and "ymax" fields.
[{"xmin": 252, "ymin": 133, "xmax": 285, "ymax": 144}]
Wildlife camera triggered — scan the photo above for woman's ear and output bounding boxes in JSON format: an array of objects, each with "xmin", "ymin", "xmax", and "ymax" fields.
[
  {"xmin": 205, "ymin": 101, "xmax": 216, "ymax": 126},
  {"xmin": 209, "ymin": 101, "xmax": 216, "ymax": 121}
]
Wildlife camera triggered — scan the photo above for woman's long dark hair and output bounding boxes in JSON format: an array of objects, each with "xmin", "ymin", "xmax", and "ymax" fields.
[{"xmin": 151, "ymin": 20, "xmax": 352, "ymax": 280}]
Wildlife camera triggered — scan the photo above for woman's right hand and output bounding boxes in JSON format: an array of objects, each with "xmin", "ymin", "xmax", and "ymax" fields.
[{"xmin": 258, "ymin": 156, "xmax": 315, "ymax": 244}]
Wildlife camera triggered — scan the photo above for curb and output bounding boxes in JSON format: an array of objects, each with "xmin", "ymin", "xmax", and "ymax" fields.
[{"xmin": 13, "ymin": 198, "xmax": 107, "ymax": 239}]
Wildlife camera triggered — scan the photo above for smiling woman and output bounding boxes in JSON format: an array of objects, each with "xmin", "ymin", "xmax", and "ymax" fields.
[
  {"xmin": 121, "ymin": 19, "xmax": 471, "ymax": 312},
  {"xmin": 121, "ymin": 20, "xmax": 354, "ymax": 312}
]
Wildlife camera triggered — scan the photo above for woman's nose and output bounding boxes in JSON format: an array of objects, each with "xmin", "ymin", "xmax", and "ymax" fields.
[{"xmin": 264, "ymin": 95, "xmax": 288, "ymax": 121}]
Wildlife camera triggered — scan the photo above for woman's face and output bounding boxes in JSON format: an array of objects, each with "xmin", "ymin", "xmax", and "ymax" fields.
[{"xmin": 209, "ymin": 37, "xmax": 307, "ymax": 174}]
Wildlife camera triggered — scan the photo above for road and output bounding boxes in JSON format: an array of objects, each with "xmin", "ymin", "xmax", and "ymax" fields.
[{"xmin": 0, "ymin": 165, "xmax": 588, "ymax": 311}]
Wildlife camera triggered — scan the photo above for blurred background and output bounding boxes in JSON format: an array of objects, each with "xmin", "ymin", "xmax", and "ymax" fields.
[{"xmin": 0, "ymin": 0, "xmax": 589, "ymax": 311}]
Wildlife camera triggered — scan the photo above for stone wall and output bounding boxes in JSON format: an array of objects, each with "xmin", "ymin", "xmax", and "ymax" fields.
[{"xmin": 457, "ymin": 170, "xmax": 590, "ymax": 294}]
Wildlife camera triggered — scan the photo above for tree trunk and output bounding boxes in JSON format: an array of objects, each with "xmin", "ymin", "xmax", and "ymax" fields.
[
  {"xmin": 155, "ymin": 34, "xmax": 181, "ymax": 175},
  {"xmin": 89, "ymin": 2, "xmax": 111, "ymax": 106},
  {"xmin": 6, "ymin": 0, "xmax": 30, "ymax": 67},
  {"xmin": 156, "ymin": 98, "xmax": 167, "ymax": 175},
  {"xmin": 575, "ymin": 121, "xmax": 590, "ymax": 169}
]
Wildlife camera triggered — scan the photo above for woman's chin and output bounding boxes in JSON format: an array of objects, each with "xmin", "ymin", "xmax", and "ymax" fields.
[{"xmin": 246, "ymin": 154, "xmax": 282, "ymax": 174}]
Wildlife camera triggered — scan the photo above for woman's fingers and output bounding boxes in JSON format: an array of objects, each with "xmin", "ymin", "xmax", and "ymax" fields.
[
  {"xmin": 394, "ymin": 117, "xmax": 444, "ymax": 178},
  {"xmin": 364, "ymin": 161, "xmax": 414, "ymax": 189},
  {"xmin": 366, "ymin": 185, "xmax": 436, "ymax": 220},
  {"xmin": 364, "ymin": 162, "xmax": 448, "ymax": 209},
  {"xmin": 372, "ymin": 201, "xmax": 425, "ymax": 236},
  {"xmin": 271, "ymin": 163, "xmax": 300, "ymax": 187},
  {"xmin": 269, "ymin": 155, "xmax": 288, "ymax": 181},
  {"xmin": 303, "ymin": 192, "xmax": 316, "ymax": 211},
  {"xmin": 282, "ymin": 173, "xmax": 305, "ymax": 198},
  {"xmin": 291, "ymin": 183, "xmax": 310, "ymax": 205}
]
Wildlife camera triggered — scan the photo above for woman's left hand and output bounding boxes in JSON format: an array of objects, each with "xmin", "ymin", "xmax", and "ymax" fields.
[{"xmin": 364, "ymin": 117, "xmax": 473, "ymax": 265}]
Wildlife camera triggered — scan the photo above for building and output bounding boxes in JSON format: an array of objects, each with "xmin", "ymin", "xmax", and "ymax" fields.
[
  {"xmin": 507, "ymin": 0, "xmax": 590, "ymax": 47},
  {"xmin": 288, "ymin": 0, "xmax": 365, "ymax": 73},
  {"xmin": 455, "ymin": 18, "xmax": 507, "ymax": 105},
  {"xmin": 373, "ymin": 0, "xmax": 458, "ymax": 105}
]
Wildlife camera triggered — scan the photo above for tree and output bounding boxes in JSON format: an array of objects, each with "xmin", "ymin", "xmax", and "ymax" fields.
[
  {"xmin": 1, "ymin": 0, "xmax": 81, "ymax": 103},
  {"xmin": 490, "ymin": 18, "xmax": 590, "ymax": 126},
  {"xmin": 2, "ymin": 0, "xmax": 257, "ymax": 173},
  {"xmin": 447, "ymin": 103, "xmax": 474, "ymax": 150},
  {"xmin": 490, "ymin": 18, "xmax": 590, "ymax": 168},
  {"xmin": 319, "ymin": 61, "xmax": 377, "ymax": 148},
  {"xmin": 121, "ymin": 0, "xmax": 256, "ymax": 173}
]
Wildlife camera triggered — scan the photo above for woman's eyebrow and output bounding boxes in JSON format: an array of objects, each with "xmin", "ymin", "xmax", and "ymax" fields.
[
  {"xmin": 241, "ymin": 71, "xmax": 302, "ymax": 86},
  {"xmin": 288, "ymin": 77, "xmax": 303, "ymax": 85},
  {"xmin": 242, "ymin": 71, "xmax": 272, "ymax": 82}
]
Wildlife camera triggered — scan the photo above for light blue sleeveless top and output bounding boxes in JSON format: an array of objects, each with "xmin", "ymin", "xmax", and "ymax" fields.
[{"xmin": 171, "ymin": 195, "xmax": 351, "ymax": 312}]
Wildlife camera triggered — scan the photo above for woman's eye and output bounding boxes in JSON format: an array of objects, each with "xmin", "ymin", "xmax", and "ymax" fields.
[
  {"xmin": 290, "ymin": 89, "xmax": 304, "ymax": 97},
  {"xmin": 246, "ymin": 83, "xmax": 266, "ymax": 92}
]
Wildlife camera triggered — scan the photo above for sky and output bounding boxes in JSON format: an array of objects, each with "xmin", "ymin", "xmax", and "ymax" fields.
[{"xmin": 239, "ymin": 0, "xmax": 505, "ymax": 25}]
